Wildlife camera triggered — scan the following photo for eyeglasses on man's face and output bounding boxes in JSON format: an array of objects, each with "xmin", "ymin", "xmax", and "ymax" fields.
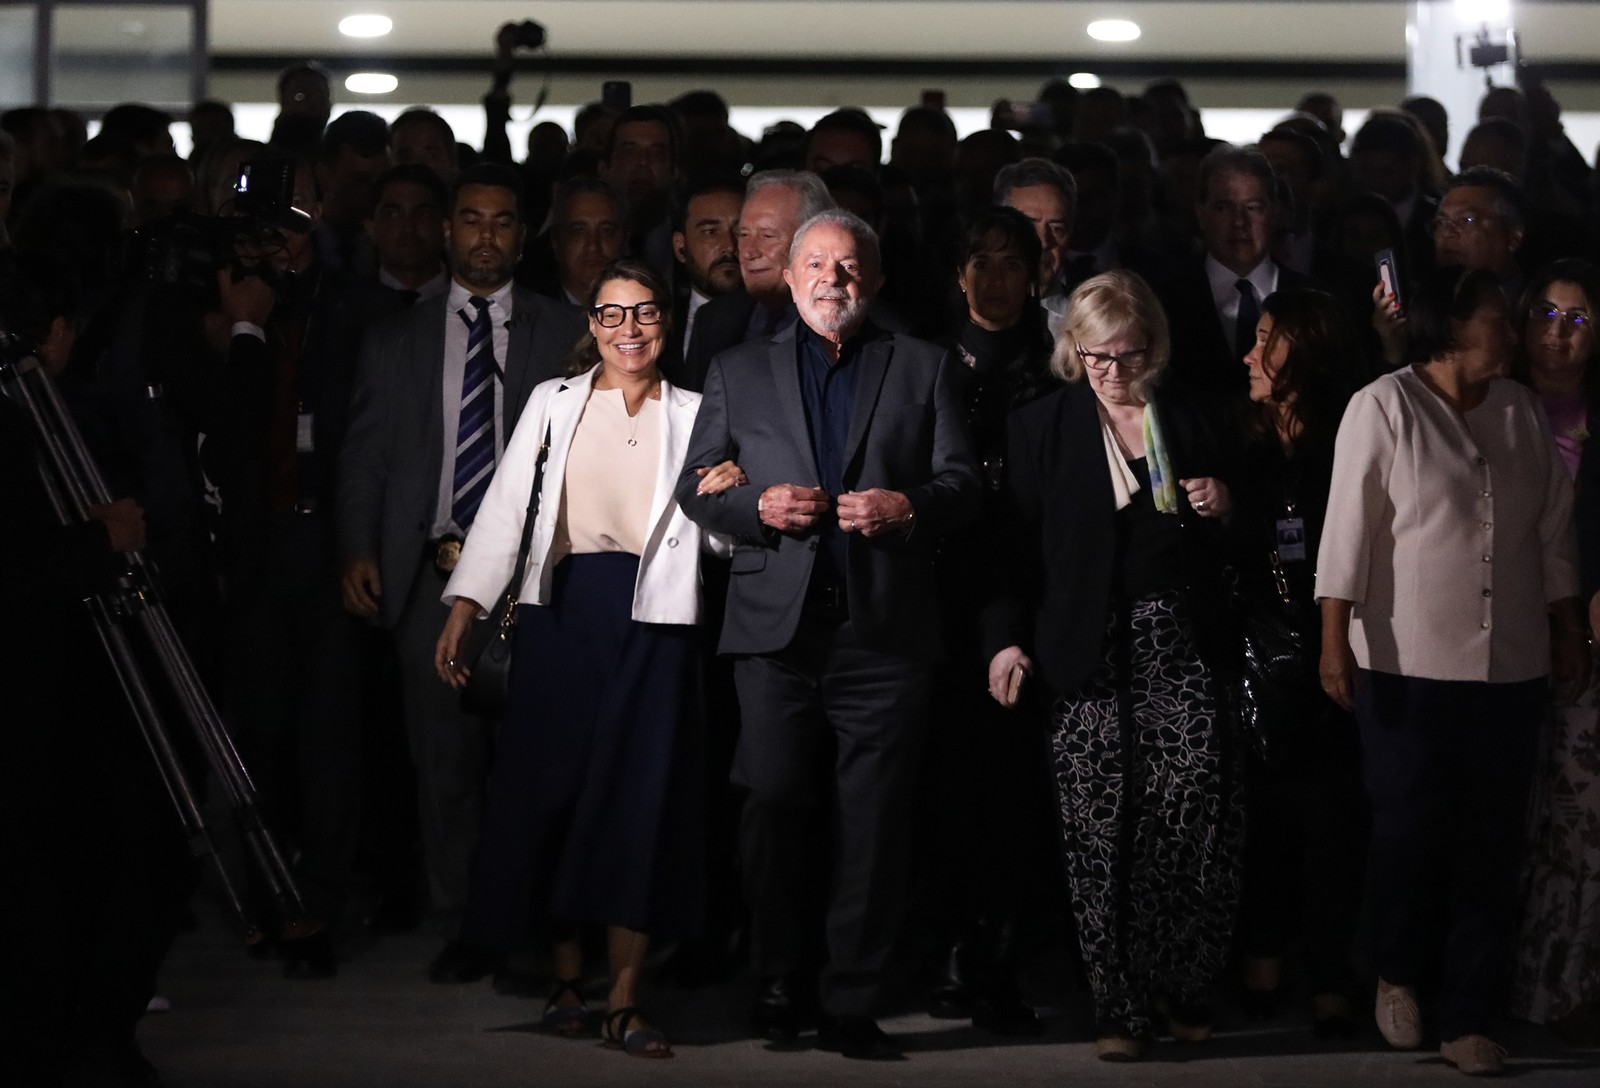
[
  {"xmin": 1077, "ymin": 346, "xmax": 1151, "ymax": 373},
  {"xmin": 1428, "ymin": 212, "xmax": 1499, "ymax": 237},
  {"xmin": 590, "ymin": 302, "xmax": 664, "ymax": 328}
]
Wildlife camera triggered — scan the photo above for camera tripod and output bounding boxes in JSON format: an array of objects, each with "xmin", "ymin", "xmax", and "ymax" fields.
[{"xmin": 0, "ymin": 341, "xmax": 317, "ymax": 948}]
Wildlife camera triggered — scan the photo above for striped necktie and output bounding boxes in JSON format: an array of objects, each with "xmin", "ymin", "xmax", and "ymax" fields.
[{"xmin": 452, "ymin": 295, "xmax": 497, "ymax": 530}]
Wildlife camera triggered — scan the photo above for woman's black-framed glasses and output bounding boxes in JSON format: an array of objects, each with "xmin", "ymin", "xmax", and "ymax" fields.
[
  {"xmin": 591, "ymin": 302, "xmax": 664, "ymax": 328},
  {"xmin": 1077, "ymin": 345, "xmax": 1151, "ymax": 372},
  {"xmin": 1529, "ymin": 303, "xmax": 1592, "ymax": 330}
]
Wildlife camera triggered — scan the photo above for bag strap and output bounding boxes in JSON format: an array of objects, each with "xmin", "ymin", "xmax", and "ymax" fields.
[{"xmin": 495, "ymin": 422, "xmax": 553, "ymax": 629}]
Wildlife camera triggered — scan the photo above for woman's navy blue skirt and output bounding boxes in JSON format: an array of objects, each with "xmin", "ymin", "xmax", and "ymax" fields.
[{"xmin": 460, "ymin": 552, "xmax": 705, "ymax": 946}]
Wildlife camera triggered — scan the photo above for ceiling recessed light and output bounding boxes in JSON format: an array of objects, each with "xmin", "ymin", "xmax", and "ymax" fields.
[
  {"xmin": 345, "ymin": 72, "xmax": 398, "ymax": 95},
  {"xmin": 339, "ymin": 14, "xmax": 394, "ymax": 38},
  {"xmin": 1087, "ymin": 19, "xmax": 1141, "ymax": 42},
  {"xmin": 1069, "ymin": 72, "xmax": 1102, "ymax": 89},
  {"xmin": 1455, "ymin": 0, "xmax": 1511, "ymax": 21}
]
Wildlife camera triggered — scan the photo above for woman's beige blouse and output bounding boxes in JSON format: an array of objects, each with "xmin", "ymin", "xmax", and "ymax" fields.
[
  {"xmin": 1316, "ymin": 368, "xmax": 1578, "ymax": 683},
  {"xmin": 550, "ymin": 388, "xmax": 661, "ymax": 560}
]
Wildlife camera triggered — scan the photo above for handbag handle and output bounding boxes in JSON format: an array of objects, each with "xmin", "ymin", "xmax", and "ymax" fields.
[
  {"xmin": 495, "ymin": 421, "xmax": 554, "ymax": 629},
  {"xmin": 1267, "ymin": 547, "xmax": 1292, "ymax": 608}
]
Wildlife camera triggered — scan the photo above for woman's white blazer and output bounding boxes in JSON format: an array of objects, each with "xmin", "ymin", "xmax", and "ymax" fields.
[{"xmin": 442, "ymin": 364, "xmax": 728, "ymax": 625}]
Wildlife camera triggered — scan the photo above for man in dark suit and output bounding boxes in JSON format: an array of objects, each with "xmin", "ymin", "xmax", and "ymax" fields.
[
  {"xmin": 337, "ymin": 164, "xmax": 583, "ymax": 959},
  {"xmin": 661, "ymin": 174, "xmax": 743, "ymax": 385},
  {"xmin": 1157, "ymin": 146, "xmax": 1325, "ymax": 396},
  {"xmin": 1054, "ymin": 141, "xmax": 1177, "ymax": 297},
  {"xmin": 676, "ymin": 210, "xmax": 981, "ymax": 1059},
  {"xmin": 1349, "ymin": 112, "xmax": 1439, "ymax": 285},
  {"xmin": 676, "ymin": 169, "xmax": 835, "ymax": 392}
]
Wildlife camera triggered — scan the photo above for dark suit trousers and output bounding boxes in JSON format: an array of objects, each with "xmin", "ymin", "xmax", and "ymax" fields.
[
  {"xmin": 1356, "ymin": 670, "xmax": 1543, "ymax": 1041},
  {"xmin": 394, "ymin": 558, "xmax": 491, "ymax": 920},
  {"xmin": 732, "ymin": 615, "xmax": 931, "ymax": 1016},
  {"xmin": 224, "ymin": 512, "xmax": 366, "ymax": 927}
]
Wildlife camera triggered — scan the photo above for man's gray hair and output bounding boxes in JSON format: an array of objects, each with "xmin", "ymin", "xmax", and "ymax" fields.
[
  {"xmin": 746, "ymin": 169, "xmax": 835, "ymax": 225},
  {"xmin": 788, "ymin": 208, "xmax": 881, "ymax": 271},
  {"xmin": 993, "ymin": 157, "xmax": 1078, "ymax": 222}
]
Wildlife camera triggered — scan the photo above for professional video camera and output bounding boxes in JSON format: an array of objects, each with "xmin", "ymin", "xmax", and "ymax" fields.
[{"xmin": 123, "ymin": 157, "xmax": 314, "ymax": 296}]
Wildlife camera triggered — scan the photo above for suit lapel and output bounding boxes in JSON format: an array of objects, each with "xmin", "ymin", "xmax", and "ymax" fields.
[
  {"xmin": 503, "ymin": 286, "xmax": 538, "ymax": 425},
  {"xmin": 842, "ymin": 334, "xmax": 891, "ymax": 475},
  {"xmin": 418, "ymin": 295, "xmax": 448, "ymax": 488},
  {"xmin": 769, "ymin": 334, "xmax": 820, "ymax": 484},
  {"xmin": 647, "ymin": 380, "xmax": 695, "ymax": 541}
]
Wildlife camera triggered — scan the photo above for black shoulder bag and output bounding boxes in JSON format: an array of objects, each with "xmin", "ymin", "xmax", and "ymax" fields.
[{"xmin": 459, "ymin": 423, "xmax": 552, "ymax": 719}]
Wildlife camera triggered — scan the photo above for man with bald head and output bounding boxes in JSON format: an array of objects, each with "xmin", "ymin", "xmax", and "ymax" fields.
[{"xmin": 677, "ymin": 210, "xmax": 979, "ymax": 1060}]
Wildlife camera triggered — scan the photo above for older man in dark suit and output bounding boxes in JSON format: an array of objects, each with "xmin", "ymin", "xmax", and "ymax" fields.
[
  {"xmin": 1157, "ymin": 146, "xmax": 1334, "ymax": 396},
  {"xmin": 337, "ymin": 165, "xmax": 583, "ymax": 960},
  {"xmin": 676, "ymin": 210, "xmax": 981, "ymax": 1059}
]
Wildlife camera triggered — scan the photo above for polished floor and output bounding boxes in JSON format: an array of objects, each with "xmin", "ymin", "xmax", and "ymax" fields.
[{"xmin": 140, "ymin": 918, "xmax": 1599, "ymax": 1088}]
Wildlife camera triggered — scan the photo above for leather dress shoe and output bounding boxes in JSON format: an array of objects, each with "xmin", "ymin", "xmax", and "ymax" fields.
[
  {"xmin": 816, "ymin": 1014, "xmax": 904, "ymax": 1060},
  {"xmin": 971, "ymin": 983, "xmax": 1042, "ymax": 1037},
  {"xmin": 427, "ymin": 940, "xmax": 499, "ymax": 984},
  {"xmin": 280, "ymin": 929, "xmax": 337, "ymax": 979},
  {"xmin": 750, "ymin": 974, "xmax": 812, "ymax": 1041}
]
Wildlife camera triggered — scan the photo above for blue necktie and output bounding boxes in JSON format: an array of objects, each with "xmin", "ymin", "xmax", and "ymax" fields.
[{"xmin": 452, "ymin": 296, "xmax": 497, "ymax": 530}]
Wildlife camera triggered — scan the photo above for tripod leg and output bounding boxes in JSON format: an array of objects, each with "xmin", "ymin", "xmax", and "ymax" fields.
[
  {"xmin": 90, "ymin": 606, "xmax": 265, "ymax": 946},
  {"xmin": 136, "ymin": 607, "xmax": 319, "ymax": 934}
]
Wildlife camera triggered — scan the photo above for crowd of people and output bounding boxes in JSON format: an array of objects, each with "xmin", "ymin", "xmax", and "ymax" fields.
[{"xmin": 3, "ymin": 38, "xmax": 1600, "ymax": 1085}]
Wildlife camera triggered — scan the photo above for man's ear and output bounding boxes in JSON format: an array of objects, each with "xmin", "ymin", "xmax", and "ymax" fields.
[
  {"xmin": 672, "ymin": 231, "xmax": 688, "ymax": 264},
  {"xmin": 783, "ymin": 267, "xmax": 795, "ymax": 292}
]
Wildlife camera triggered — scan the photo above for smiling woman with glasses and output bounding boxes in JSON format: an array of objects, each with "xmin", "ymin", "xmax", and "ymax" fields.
[
  {"xmin": 1507, "ymin": 257, "xmax": 1600, "ymax": 1044},
  {"xmin": 432, "ymin": 258, "xmax": 740, "ymax": 1060},
  {"xmin": 982, "ymin": 269, "xmax": 1242, "ymax": 1059}
]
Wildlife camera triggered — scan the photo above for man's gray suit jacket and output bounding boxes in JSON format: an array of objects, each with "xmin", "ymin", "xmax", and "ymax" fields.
[
  {"xmin": 674, "ymin": 323, "xmax": 981, "ymax": 660},
  {"xmin": 337, "ymin": 284, "xmax": 584, "ymax": 629}
]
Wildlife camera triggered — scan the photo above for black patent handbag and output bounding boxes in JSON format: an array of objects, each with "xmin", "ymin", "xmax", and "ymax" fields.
[
  {"xmin": 1237, "ymin": 548, "xmax": 1320, "ymax": 762},
  {"xmin": 459, "ymin": 423, "xmax": 551, "ymax": 719}
]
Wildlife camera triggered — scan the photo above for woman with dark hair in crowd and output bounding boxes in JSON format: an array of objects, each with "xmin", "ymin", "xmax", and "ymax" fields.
[
  {"xmin": 1509, "ymin": 257, "xmax": 1600, "ymax": 1042},
  {"xmin": 1231, "ymin": 288, "xmax": 1370, "ymax": 1037},
  {"xmin": 1319, "ymin": 265, "xmax": 1588, "ymax": 1076},
  {"xmin": 984, "ymin": 270, "xmax": 1242, "ymax": 1061},
  {"xmin": 919, "ymin": 206, "xmax": 1057, "ymax": 1035},
  {"xmin": 433, "ymin": 259, "xmax": 736, "ymax": 1059}
]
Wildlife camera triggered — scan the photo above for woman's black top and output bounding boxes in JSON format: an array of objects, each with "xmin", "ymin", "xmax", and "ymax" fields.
[
  {"xmin": 939, "ymin": 307, "xmax": 1056, "ymax": 636},
  {"xmin": 947, "ymin": 306, "xmax": 1057, "ymax": 490},
  {"xmin": 1116, "ymin": 457, "xmax": 1185, "ymax": 600},
  {"xmin": 1233, "ymin": 426, "xmax": 1337, "ymax": 638}
]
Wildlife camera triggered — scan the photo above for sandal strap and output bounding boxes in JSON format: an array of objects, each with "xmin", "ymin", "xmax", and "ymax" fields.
[
  {"xmin": 604, "ymin": 1005, "xmax": 643, "ymax": 1041},
  {"xmin": 546, "ymin": 977, "xmax": 585, "ymax": 1008}
]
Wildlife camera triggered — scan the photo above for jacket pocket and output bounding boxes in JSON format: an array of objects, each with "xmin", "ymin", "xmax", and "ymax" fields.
[{"xmin": 730, "ymin": 548, "xmax": 767, "ymax": 573}]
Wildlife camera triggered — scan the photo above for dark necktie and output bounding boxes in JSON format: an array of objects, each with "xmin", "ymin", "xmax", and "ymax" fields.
[
  {"xmin": 1234, "ymin": 278, "xmax": 1260, "ymax": 361},
  {"xmin": 452, "ymin": 296, "xmax": 497, "ymax": 530}
]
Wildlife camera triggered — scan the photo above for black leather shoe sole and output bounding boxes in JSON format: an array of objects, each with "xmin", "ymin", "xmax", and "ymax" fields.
[
  {"xmin": 428, "ymin": 941, "xmax": 498, "ymax": 984},
  {"xmin": 816, "ymin": 1015, "xmax": 906, "ymax": 1061}
]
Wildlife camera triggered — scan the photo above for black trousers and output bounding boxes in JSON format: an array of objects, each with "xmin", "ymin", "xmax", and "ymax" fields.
[
  {"xmin": 224, "ymin": 512, "xmax": 367, "ymax": 928},
  {"xmin": 732, "ymin": 615, "xmax": 931, "ymax": 1017},
  {"xmin": 1356, "ymin": 669, "xmax": 1544, "ymax": 1040},
  {"xmin": 1236, "ymin": 700, "xmax": 1369, "ymax": 996}
]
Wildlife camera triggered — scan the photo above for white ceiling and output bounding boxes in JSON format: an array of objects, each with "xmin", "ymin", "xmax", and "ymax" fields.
[{"xmin": 200, "ymin": 1, "xmax": 1600, "ymax": 60}]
